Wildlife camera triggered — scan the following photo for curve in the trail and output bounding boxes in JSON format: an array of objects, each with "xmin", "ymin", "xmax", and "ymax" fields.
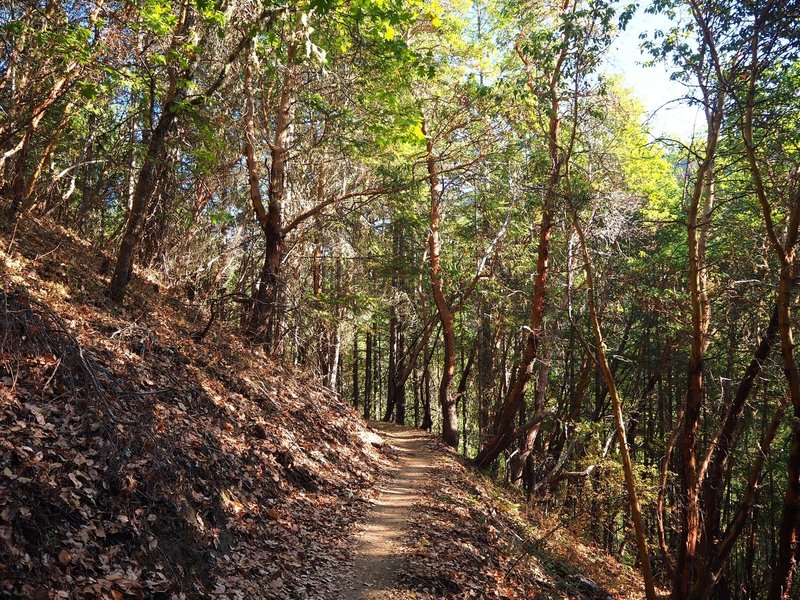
[{"xmin": 339, "ymin": 425, "xmax": 432, "ymax": 600}]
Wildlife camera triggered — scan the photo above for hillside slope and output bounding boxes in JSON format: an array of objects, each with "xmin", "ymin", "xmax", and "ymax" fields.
[
  {"xmin": 0, "ymin": 218, "xmax": 389, "ymax": 598},
  {"xmin": 1, "ymin": 219, "xmax": 645, "ymax": 600}
]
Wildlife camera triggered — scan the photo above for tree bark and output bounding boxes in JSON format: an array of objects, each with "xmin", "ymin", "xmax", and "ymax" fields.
[
  {"xmin": 572, "ymin": 207, "xmax": 658, "ymax": 600},
  {"xmin": 246, "ymin": 44, "xmax": 295, "ymax": 344},
  {"xmin": 423, "ymin": 121, "xmax": 458, "ymax": 448}
]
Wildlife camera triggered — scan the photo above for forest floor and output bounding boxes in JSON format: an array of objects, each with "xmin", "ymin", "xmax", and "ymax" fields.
[
  {"xmin": 1, "ymin": 217, "xmax": 647, "ymax": 599},
  {"xmin": 335, "ymin": 420, "xmax": 645, "ymax": 600}
]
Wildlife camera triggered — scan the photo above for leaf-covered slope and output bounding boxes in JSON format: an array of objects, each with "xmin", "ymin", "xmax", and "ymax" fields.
[
  {"xmin": 0, "ymin": 218, "xmax": 388, "ymax": 599},
  {"xmin": 385, "ymin": 427, "xmax": 646, "ymax": 600}
]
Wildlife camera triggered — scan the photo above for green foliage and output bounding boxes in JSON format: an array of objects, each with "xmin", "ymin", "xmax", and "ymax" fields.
[{"xmin": 140, "ymin": 0, "xmax": 179, "ymax": 35}]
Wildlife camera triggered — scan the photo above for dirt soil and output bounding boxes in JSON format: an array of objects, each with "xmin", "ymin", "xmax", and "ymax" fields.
[{"xmin": 339, "ymin": 425, "xmax": 430, "ymax": 599}]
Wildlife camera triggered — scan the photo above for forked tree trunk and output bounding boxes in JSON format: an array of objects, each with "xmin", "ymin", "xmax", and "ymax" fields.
[
  {"xmin": 674, "ymin": 88, "xmax": 724, "ymax": 599},
  {"xmin": 245, "ymin": 46, "xmax": 295, "ymax": 345},
  {"xmin": 473, "ymin": 208, "xmax": 552, "ymax": 467},
  {"xmin": 509, "ymin": 352, "xmax": 549, "ymax": 485},
  {"xmin": 473, "ymin": 32, "xmax": 566, "ymax": 467}
]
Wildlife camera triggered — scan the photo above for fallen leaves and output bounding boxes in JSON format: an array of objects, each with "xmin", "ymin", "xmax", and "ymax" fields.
[
  {"xmin": 0, "ymin": 218, "xmax": 390, "ymax": 599},
  {"xmin": 395, "ymin": 435, "xmax": 639, "ymax": 599}
]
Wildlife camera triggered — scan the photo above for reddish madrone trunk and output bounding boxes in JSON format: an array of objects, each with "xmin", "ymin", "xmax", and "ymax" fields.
[{"xmin": 424, "ymin": 133, "xmax": 459, "ymax": 447}]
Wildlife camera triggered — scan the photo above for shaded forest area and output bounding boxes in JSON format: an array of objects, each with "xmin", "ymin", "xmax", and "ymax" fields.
[{"xmin": 2, "ymin": 0, "xmax": 800, "ymax": 597}]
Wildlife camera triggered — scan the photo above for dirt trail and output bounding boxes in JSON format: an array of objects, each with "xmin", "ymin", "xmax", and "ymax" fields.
[{"xmin": 339, "ymin": 424, "xmax": 432, "ymax": 599}]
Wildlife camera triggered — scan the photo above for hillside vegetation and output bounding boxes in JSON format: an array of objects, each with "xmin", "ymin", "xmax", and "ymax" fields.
[
  {"xmin": 0, "ymin": 219, "xmax": 640, "ymax": 599},
  {"xmin": 4, "ymin": 0, "xmax": 800, "ymax": 596},
  {"xmin": 1, "ymin": 219, "xmax": 387, "ymax": 598}
]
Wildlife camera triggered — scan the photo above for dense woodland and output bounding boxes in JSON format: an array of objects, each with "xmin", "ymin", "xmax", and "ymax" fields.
[{"xmin": 2, "ymin": 0, "xmax": 800, "ymax": 597}]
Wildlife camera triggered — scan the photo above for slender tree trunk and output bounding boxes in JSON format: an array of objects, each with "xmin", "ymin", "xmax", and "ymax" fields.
[
  {"xmin": 364, "ymin": 329, "xmax": 373, "ymax": 420},
  {"xmin": 423, "ymin": 121, "xmax": 458, "ymax": 447},
  {"xmin": 478, "ymin": 307, "xmax": 493, "ymax": 450},
  {"xmin": 328, "ymin": 324, "xmax": 341, "ymax": 390},
  {"xmin": 375, "ymin": 326, "xmax": 382, "ymax": 418},
  {"xmin": 395, "ymin": 322, "xmax": 406, "ymax": 425},
  {"xmin": 572, "ymin": 208, "xmax": 658, "ymax": 600},
  {"xmin": 384, "ymin": 308, "xmax": 399, "ymax": 422},
  {"xmin": 455, "ymin": 338, "xmax": 476, "ymax": 456},
  {"xmin": 352, "ymin": 331, "xmax": 360, "ymax": 409},
  {"xmin": 421, "ymin": 330, "xmax": 436, "ymax": 431},
  {"xmin": 413, "ymin": 366, "xmax": 420, "ymax": 428},
  {"xmin": 76, "ymin": 112, "xmax": 97, "ymax": 232}
]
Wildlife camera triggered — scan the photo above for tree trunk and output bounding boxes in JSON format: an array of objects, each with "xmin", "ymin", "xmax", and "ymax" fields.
[
  {"xmin": 421, "ymin": 330, "xmax": 436, "ymax": 431},
  {"xmin": 473, "ymin": 208, "xmax": 552, "ymax": 467},
  {"xmin": 245, "ymin": 46, "xmax": 295, "ymax": 344},
  {"xmin": 352, "ymin": 331, "xmax": 360, "ymax": 409},
  {"xmin": 477, "ymin": 306, "xmax": 493, "ymax": 450},
  {"xmin": 384, "ymin": 307, "xmax": 399, "ymax": 422},
  {"xmin": 455, "ymin": 337, "xmax": 477, "ymax": 456},
  {"xmin": 108, "ymin": 106, "xmax": 176, "ymax": 302},
  {"xmin": 768, "ymin": 260, "xmax": 800, "ymax": 599},
  {"xmin": 674, "ymin": 88, "xmax": 724, "ymax": 599},
  {"xmin": 395, "ymin": 322, "xmax": 406, "ymax": 425},
  {"xmin": 76, "ymin": 112, "xmax": 97, "ymax": 232},
  {"xmin": 572, "ymin": 208, "xmax": 658, "ymax": 600},
  {"xmin": 510, "ymin": 351, "xmax": 549, "ymax": 485},
  {"xmin": 364, "ymin": 329, "xmax": 373, "ymax": 420},
  {"xmin": 743, "ymin": 52, "xmax": 800, "ymax": 598},
  {"xmin": 423, "ymin": 122, "xmax": 458, "ymax": 448},
  {"xmin": 473, "ymin": 54, "xmax": 564, "ymax": 467}
]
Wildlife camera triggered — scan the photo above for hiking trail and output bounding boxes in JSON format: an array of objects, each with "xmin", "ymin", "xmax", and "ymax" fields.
[{"xmin": 339, "ymin": 424, "xmax": 431, "ymax": 599}]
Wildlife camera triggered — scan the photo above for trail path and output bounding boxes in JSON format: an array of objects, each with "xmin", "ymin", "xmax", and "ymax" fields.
[{"xmin": 339, "ymin": 424, "xmax": 432, "ymax": 599}]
